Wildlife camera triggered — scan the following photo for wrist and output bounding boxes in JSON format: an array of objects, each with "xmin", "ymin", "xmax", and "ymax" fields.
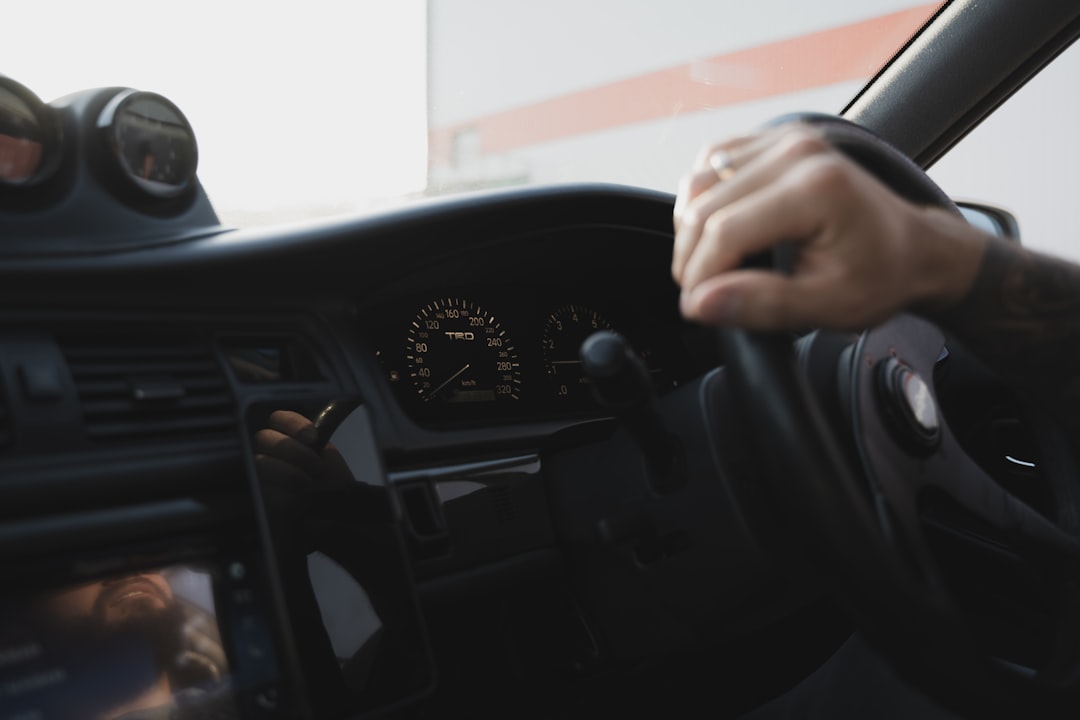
[{"xmin": 909, "ymin": 206, "xmax": 989, "ymax": 313}]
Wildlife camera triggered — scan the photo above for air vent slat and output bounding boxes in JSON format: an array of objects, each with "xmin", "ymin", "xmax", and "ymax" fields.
[
  {"xmin": 0, "ymin": 375, "xmax": 9, "ymax": 451},
  {"xmin": 64, "ymin": 345, "xmax": 210, "ymax": 361},
  {"xmin": 67, "ymin": 359, "xmax": 221, "ymax": 377},
  {"xmin": 73, "ymin": 377, "xmax": 229, "ymax": 397},
  {"xmin": 60, "ymin": 334, "xmax": 237, "ymax": 447},
  {"xmin": 87, "ymin": 415, "xmax": 237, "ymax": 441},
  {"xmin": 81, "ymin": 393, "xmax": 236, "ymax": 417}
]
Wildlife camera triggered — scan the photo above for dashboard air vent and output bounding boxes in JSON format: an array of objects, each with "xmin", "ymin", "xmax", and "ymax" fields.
[
  {"xmin": 0, "ymin": 372, "xmax": 10, "ymax": 450},
  {"xmin": 61, "ymin": 334, "xmax": 236, "ymax": 445}
]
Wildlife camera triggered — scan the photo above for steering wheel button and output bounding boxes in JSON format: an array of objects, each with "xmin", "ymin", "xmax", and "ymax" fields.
[
  {"xmin": 876, "ymin": 357, "xmax": 940, "ymax": 453},
  {"xmin": 901, "ymin": 370, "xmax": 939, "ymax": 434}
]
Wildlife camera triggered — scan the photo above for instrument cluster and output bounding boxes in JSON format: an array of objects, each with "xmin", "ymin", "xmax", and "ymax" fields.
[{"xmin": 370, "ymin": 284, "xmax": 710, "ymax": 427}]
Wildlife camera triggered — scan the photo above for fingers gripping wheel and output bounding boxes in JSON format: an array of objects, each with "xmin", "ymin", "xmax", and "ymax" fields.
[{"xmin": 722, "ymin": 113, "xmax": 1080, "ymax": 716}]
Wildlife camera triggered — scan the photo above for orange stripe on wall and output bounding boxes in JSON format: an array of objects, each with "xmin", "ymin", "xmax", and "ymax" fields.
[{"xmin": 430, "ymin": 3, "xmax": 942, "ymax": 165}]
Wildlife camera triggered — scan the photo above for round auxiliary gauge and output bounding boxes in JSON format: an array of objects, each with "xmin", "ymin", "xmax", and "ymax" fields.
[
  {"xmin": 98, "ymin": 90, "xmax": 197, "ymax": 198},
  {"xmin": 0, "ymin": 76, "xmax": 60, "ymax": 187},
  {"xmin": 406, "ymin": 298, "xmax": 521, "ymax": 403},
  {"xmin": 543, "ymin": 304, "xmax": 613, "ymax": 401}
]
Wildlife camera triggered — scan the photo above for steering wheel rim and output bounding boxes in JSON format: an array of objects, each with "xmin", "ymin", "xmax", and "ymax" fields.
[{"xmin": 720, "ymin": 113, "xmax": 1080, "ymax": 717}]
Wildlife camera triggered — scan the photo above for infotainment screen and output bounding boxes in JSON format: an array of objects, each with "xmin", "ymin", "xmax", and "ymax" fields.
[{"xmin": 0, "ymin": 563, "xmax": 253, "ymax": 720}]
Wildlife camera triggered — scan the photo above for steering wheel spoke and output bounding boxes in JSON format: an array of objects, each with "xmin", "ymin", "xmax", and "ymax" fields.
[
  {"xmin": 854, "ymin": 314, "xmax": 1080, "ymax": 565},
  {"xmin": 927, "ymin": 441, "xmax": 1080, "ymax": 561}
]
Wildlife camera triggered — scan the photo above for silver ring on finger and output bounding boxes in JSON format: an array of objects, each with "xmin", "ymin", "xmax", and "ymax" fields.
[{"xmin": 708, "ymin": 151, "xmax": 735, "ymax": 182}]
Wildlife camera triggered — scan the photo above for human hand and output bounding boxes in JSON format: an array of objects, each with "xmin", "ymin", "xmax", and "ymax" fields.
[
  {"xmin": 253, "ymin": 409, "xmax": 353, "ymax": 489},
  {"xmin": 672, "ymin": 124, "xmax": 986, "ymax": 332}
]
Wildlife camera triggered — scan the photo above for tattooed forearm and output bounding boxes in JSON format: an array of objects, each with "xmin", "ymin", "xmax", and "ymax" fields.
[{"xmin": 931, "ymin": 237, "xmax": 1080, "ymax": 405}]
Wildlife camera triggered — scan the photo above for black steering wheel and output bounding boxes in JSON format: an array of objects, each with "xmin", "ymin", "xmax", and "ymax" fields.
[{"xmin": 721, "ymin": 113, "xmax": 1080, "ymax": 717}]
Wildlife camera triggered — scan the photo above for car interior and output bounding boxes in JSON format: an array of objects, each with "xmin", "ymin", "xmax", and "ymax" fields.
[{"xmin": 2, "ymin": 1, "xmax": 1080, "ymax": 718}]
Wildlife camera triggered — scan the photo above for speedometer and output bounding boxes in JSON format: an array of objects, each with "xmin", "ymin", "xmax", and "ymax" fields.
[{"xmin": 406, "ymin": 298, "xmax": 521, "ymax": 403}]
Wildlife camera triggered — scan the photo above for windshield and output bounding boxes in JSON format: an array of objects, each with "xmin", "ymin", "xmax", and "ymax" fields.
[{"xmin": 4, "ymin": 0, "xmax": 942, "ymax": 227}]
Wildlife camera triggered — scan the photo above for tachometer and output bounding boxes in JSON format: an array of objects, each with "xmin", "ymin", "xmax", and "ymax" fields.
[
  {"xmin": 406, "ymin": 298, "xmax": 521, "ymax": 403},
  {"xmin": 542, "ymin": 304, "xmax": 612, "ymax": 401}
]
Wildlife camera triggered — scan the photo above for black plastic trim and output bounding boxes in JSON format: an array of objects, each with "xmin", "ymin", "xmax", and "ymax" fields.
[{"xmin": 846, "ymin": 0, "xmax": 1080, "ymax": 167}]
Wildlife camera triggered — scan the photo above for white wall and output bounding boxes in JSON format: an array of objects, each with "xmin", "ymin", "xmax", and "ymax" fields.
[
  {"xmin": 929, "ymin": 42, "xmax": 1080, "ymax": 262},
  {"xmin": 429, "ymin": 1, "xmax": 1080, "ymax": 265},
  {"xmin": 429, "ymin": 0, "xmax": 924, "ymax": 126}
]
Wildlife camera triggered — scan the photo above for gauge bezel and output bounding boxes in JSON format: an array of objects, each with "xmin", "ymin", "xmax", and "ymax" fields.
[
  {"xmin": 0, "ymin": 75, "xmax": 62, "ymax": 190},
  {"xmin": 405, "ymin": 297, "xmax": 522, "ymax": 406},
  {"xmin": 97, "ymin": 89, "xmax": 198, "ymax": 200},
  {"xmin": 542, "ymin": 303, "xmax": 614, "ymax": 403}
]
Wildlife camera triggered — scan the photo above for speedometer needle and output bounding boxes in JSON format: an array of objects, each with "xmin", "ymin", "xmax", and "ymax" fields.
[{"xmin": 430, "ymin": 363, "xmax": 470, "ymax": 399}]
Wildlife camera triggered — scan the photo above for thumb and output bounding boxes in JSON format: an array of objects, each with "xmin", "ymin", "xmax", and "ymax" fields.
[{"xmin": 681, "ymin": 270, "xmax": 817, "ymax": 331}]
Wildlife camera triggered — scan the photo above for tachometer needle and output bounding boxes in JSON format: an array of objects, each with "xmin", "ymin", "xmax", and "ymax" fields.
[{"xmin": 430, "ymin": 363, "xmax": 470, "ymax": 399}]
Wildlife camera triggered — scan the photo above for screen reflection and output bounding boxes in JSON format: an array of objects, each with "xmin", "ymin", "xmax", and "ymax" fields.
[{"xmin": 0, "ymin": 566, "xmax": 236, "ymax": 720}]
